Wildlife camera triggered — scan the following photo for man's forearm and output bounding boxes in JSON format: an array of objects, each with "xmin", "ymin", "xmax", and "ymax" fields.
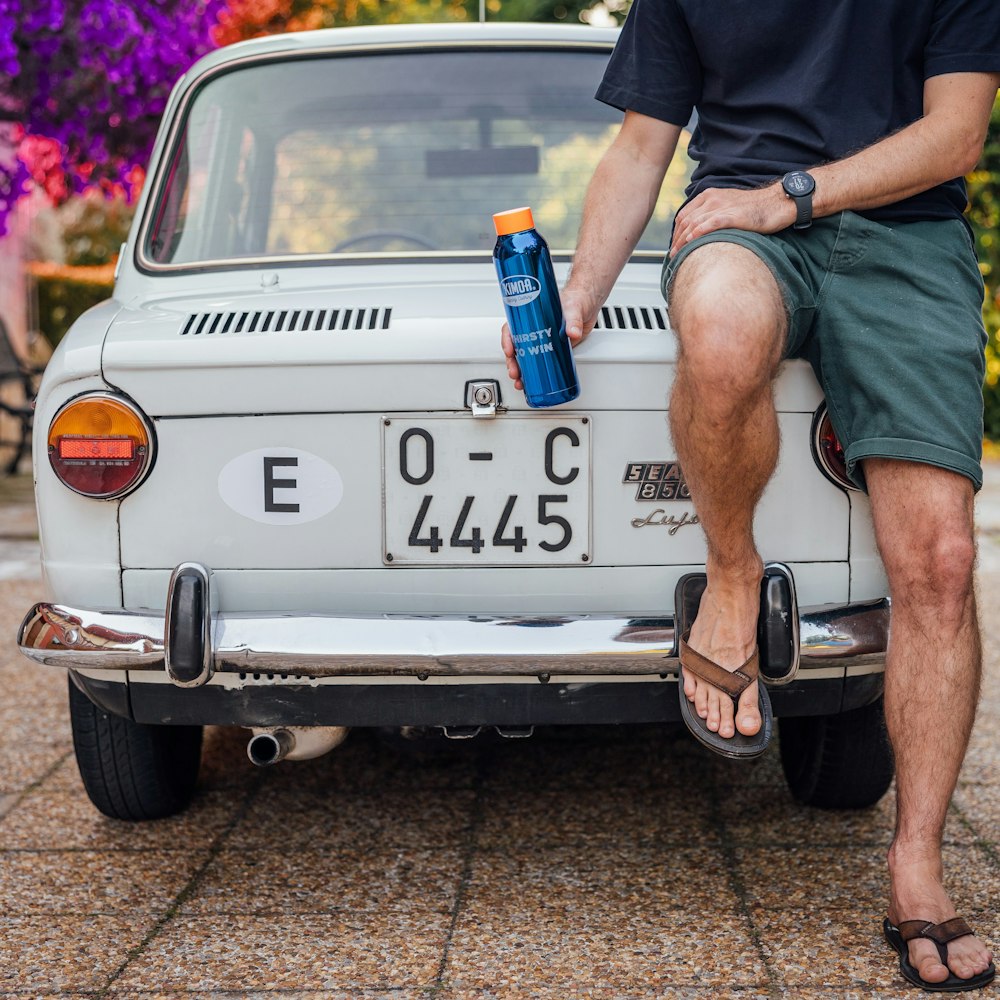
[
  {"xmin": 670, "ymin": 72, "xmax": 999, "ymax": 253},
  {"xmin": 812, "ymin": 73, "xmax": 1000, "ymax": 217},
  {"xmin": 566, "ymin": 113, "xmax": 681, "ymax": 315}
]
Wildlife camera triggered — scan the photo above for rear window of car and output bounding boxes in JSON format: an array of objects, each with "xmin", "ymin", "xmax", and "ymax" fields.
[{"xmin": 143, "ymin": 46, "xmax": 693, "ymax": 267}]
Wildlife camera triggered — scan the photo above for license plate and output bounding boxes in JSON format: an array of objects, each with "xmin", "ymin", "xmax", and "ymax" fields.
[{"xmin": 382, "ymin": 415, "xmax": 591, "ymax": 566}]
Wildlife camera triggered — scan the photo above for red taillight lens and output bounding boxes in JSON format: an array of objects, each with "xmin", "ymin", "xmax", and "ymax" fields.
[
  {"xmin": 58, "ymin": 438, "xmax": 136, "ymax": 461},
  {"xmin": 812, "ymin": 405, "xmax": 858, "ymax": 492},
  {"xmin": 48, "ymin": 395, "xmax": 154, "ymax": 499}
]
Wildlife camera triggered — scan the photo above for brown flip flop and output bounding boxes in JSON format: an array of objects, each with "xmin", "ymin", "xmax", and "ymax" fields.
[
  {"xmin": 674, "ymin": 573, "xmax": 773, "ymax": 759},
  {"xmin": 883, "ymin": 917, "xmax": 997, "ymax": 992}
]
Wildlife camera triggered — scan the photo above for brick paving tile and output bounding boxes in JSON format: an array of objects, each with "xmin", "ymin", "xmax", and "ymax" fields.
[
  {"xmin": 105, "ymin": 993, "xmax": 435, "ymax": 999},
  {"xmin": 435, "ymin": 990, "xmax": 774, "ymax": 999},
  {"xmin": 460, "ymin": 845, "xmax": 739, "ymax": 912},
  {"xmin": 180, "ymin": 847, "xmax": 463, "ymax": 916},
  {"xmin": 0, "ymin": 995, "xmax": 96, "ymax": 999},
  {"xmin": 442, "ymin": 909, "xmax": 767, "ymax": 991},
  {"xmin": 0, "ymin": 914, "xmax": 153, "ymax": 992},
  {"xmin": 0, "ymin": 849, "xmax": 209, "ymax": 914},
  {"xmin": 110, "ymin": 913, "xmax": 450, "ymax": 991}
]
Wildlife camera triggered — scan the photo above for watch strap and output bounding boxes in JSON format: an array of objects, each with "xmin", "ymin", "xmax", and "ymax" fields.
[
  {"xmin": 791, "ymin": 193, "xmax": 813, "ymax": 230},
  {"xmin": 782, "ymin": 171, "xmax": 815, "ymax": 231}
]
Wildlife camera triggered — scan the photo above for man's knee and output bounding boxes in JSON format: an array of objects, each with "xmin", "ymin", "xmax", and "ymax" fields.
[
  {"xmin": 868, "ymin": 461, "xmax": 977, "ymax": 619},
  {"xmin": 669, "ymin": 243, "xmax": 787, "ymax": 396},
  {"xmin": 886, "ymin": 527, "xmax": 975, "ymax": 613}
]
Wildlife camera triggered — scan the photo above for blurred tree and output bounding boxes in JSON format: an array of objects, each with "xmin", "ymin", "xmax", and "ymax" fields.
[
  {"xmin": 487, "ymin": 0, "xmax": 630, "ymax": 24},
  {"xmin": 213, "ymin": 0, "xmax": 467, "ymax": 42},
  {"xmin": 212, "ymin": 0, "xmax": 629, "ymax": 44},
  {"xmin": 0, "ymin": 0, "xmax": 224, "ymax": 234},
  {"xmin": 969, "ymin": 94, "xmax": 1000, "ymax": 438},
  {"xmin": 57, "ymin": 189, "xmax": 136, "ymax": 267}
]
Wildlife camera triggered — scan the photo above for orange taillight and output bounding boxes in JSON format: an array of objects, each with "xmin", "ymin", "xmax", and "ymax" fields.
[{"xmin": 48, "ymin": 395, "xmax": 154, "ymax": 498}]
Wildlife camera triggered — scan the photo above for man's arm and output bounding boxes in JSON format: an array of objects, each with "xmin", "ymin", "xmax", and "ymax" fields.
[
  {"xmin": 563, "ymin": 111, "xmax": 682, "ymax": 331},
  {"xmin": 502, "ymin": 110, "xmax": 681, "ymax": 388},
  {"xmin": 669, "ymin": 72, "xmax": 1000, "ymax": 255}
]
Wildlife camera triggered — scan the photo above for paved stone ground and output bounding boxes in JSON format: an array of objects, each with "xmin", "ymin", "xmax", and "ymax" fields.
[{"xmin": 0, "ymin": 470, "xmax": 997, "ymax": 999}]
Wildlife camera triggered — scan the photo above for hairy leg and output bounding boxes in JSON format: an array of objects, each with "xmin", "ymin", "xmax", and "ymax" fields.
[
  {"xmin": 668, "ymin": 243, "xmax": 787, "ymax": 738},
  {"xmin": 866, "ymin": 458, "xmax": 993, "ymax": 984}
]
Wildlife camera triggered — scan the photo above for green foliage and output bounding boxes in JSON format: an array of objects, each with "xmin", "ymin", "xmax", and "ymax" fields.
[
  {"xmin": 28, "ymin": 262, "xmax": 114, "ymax": 349},
  {"xmin": 971, "ymin": 94, "xmax": 1000, "ymax": 439},
  {"xmin": 25, "ymin": 188, "xmax": 131, "ymax": 350}
]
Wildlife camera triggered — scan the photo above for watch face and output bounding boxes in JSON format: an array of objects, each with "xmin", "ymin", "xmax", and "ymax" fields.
[{"xmin": 784, "ymin": 171, "xmax": 815, "ymax": 196}]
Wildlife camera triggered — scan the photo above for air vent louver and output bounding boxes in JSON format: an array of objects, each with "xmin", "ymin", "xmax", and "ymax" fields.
[
  {"xmin": 180, "ymin": 307, "xmax": 392, "ymax": 336},
  {"xmin": 593, "ymin": 305, "xmax": 668, "ymax": 331}
]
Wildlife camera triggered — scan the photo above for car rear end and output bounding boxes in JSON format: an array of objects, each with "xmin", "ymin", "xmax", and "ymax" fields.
[{"xmin": 18, "ymin": 23, "xmax": 892, "ymax": 818}]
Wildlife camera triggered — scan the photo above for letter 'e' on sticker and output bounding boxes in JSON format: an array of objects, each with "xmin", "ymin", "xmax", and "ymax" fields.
[{"xmin": 218, "ymin": 447, "xmax": 344, "ymax": 524}]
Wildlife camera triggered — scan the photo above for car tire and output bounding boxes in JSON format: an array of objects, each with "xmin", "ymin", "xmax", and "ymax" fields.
[
  {"xmin": 778, "ymin": 697, "xmax": 894, "ymax": 809},
  {"xmin": 68, "ymin": 677, "xmax": 203, "ymax": 820}
]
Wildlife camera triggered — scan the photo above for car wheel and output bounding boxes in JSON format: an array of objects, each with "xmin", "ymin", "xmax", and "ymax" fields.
[
  {"xmin": 778, "ymin": 697, "xmax": 894, "ymax": 809},
  {"xmin": 68, "ymin": 676, "xmax": 203, "ymax": 820}
]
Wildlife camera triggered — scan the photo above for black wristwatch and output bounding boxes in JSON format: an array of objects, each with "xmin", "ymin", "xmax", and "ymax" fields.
[{"xmin": 781, "ymin": 170, "xmax": 816, "ymax": 230}]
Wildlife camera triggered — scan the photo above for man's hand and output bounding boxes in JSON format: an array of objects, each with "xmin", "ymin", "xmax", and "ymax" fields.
[
  {"xmin": 669, "ymin": 184, "xmax": 797, "ymax": 256},
  {"xmin": 502, "ymin": 285, "xmax": 599, "ymax": 391}
]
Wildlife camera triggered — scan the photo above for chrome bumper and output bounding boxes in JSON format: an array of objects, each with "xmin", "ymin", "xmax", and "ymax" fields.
[{"xmin": 18, "ymin": 596, "xmax": 889, "ymax": 683}]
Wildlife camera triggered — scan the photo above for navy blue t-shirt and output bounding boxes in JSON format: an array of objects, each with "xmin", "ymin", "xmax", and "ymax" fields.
[{"xmin": 596, "ymin": 0, "xmax": 1000, "ymax": 222}]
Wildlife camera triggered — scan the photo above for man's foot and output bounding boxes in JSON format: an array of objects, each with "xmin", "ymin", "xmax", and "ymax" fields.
[
  {"xmin": 888, "ymin": 849, "xmax": 995, "ymax": 986},
  {"xmin": 683, "ymin": 562, "xmax": 762, "ymax": 739}
]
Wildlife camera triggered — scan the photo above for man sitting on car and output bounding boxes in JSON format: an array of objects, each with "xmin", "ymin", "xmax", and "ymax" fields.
[{"xmin": 503, "ymin": 0, "xmax": 999, "ymax": 990}]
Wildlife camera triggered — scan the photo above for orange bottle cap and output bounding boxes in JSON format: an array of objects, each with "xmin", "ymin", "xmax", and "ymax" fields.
[{"xmin": 493, "ymin": 206, "xmax": 535, "ymax": 236}]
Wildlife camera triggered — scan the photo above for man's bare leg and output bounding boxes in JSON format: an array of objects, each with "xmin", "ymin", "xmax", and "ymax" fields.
[
  {"xmin": 668, "ymin": 243, "xmax": 787, "ymax": 739},
  {"xmin": 866, "ymin": 458, "xmax": 994, "ymax": 984}
]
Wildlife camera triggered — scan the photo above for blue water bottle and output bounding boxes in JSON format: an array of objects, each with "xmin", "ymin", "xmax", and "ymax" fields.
[{"xmin": 493, "ymin": 207, "xmax": 580, "ymax": 408}]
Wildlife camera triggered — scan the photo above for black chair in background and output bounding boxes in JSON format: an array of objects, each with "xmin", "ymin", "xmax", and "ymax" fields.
[{"xmin": 0, "ymin": 316, "xmax": 45, "ymax": 476}]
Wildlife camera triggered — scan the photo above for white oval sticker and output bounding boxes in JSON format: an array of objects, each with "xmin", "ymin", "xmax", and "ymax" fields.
[
  {"xmin": 218, "ymin": 447, "xmax": 344, "ymax": 525},
  {"xmin": 500, "ymin": 274, "xmax": 541, "ymax": 307}
]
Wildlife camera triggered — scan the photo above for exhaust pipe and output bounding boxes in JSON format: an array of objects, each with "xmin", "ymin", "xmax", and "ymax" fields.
[
  {"xmin": 247, "ymin": 729, "xmax": 294, "ymax": 766},
  {"xmin": 246, "ymin": 726, "xmax": 349, "ymax": 766}
]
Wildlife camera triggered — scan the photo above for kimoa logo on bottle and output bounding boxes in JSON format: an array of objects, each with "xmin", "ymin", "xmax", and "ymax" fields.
[{"xmin": 501, "ymin": 274, "xmax": 541, "ymax": 307}]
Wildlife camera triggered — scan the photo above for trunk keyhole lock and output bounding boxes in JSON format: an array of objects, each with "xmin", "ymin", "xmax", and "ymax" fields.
[{"xmin": 465, "ymin": 379, "xmax": 503, "ymax": 418}]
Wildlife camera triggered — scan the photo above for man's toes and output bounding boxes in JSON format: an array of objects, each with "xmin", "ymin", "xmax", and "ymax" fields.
[
  {"xmin": 705, "ymin": 689, "xmax": 722, "ymax": 732},
  {"xmin": 918, "ymin": 958, "xmax": 951, "ymax": 984},
  {"xmin": 695, "ymin": 681, "xmax": 710, "ymax": 719},
  {"xmin": 949, "ymin": 938, "xmax": 992, "ymax": 979},
  {"xmin": 735, "ymin": 683, "xmax": 761, "ymax": 736},
  {"xmin": 683, "ymin": 670, "xmax": 697, "ymax": 701},
  {"xmin": 907, "ymin": 941, "xmax": 949, "ymax": 984},
  {"xmin": 952, "ymin": 957, "xmax": 980, "ymax": 979},
  {"xmin": 717, "ymin": 695, "xmax": 736, "ymax": 738}
]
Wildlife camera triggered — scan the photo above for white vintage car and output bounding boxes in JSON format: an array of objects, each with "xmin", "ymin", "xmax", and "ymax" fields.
[{"xmin": 18, "ymin": 22, "xmax": 892, "ymax": 820}]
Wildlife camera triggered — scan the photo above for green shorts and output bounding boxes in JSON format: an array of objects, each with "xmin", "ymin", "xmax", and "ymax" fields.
[{"xmin": 662, "ymin": 211, "xmax": 988, "ymax": 491}]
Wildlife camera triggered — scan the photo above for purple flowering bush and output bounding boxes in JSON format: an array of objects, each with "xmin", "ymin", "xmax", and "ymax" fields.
[{"xmin": 0, "ymin": 0, "xmax": 225, "ymax": 234}]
